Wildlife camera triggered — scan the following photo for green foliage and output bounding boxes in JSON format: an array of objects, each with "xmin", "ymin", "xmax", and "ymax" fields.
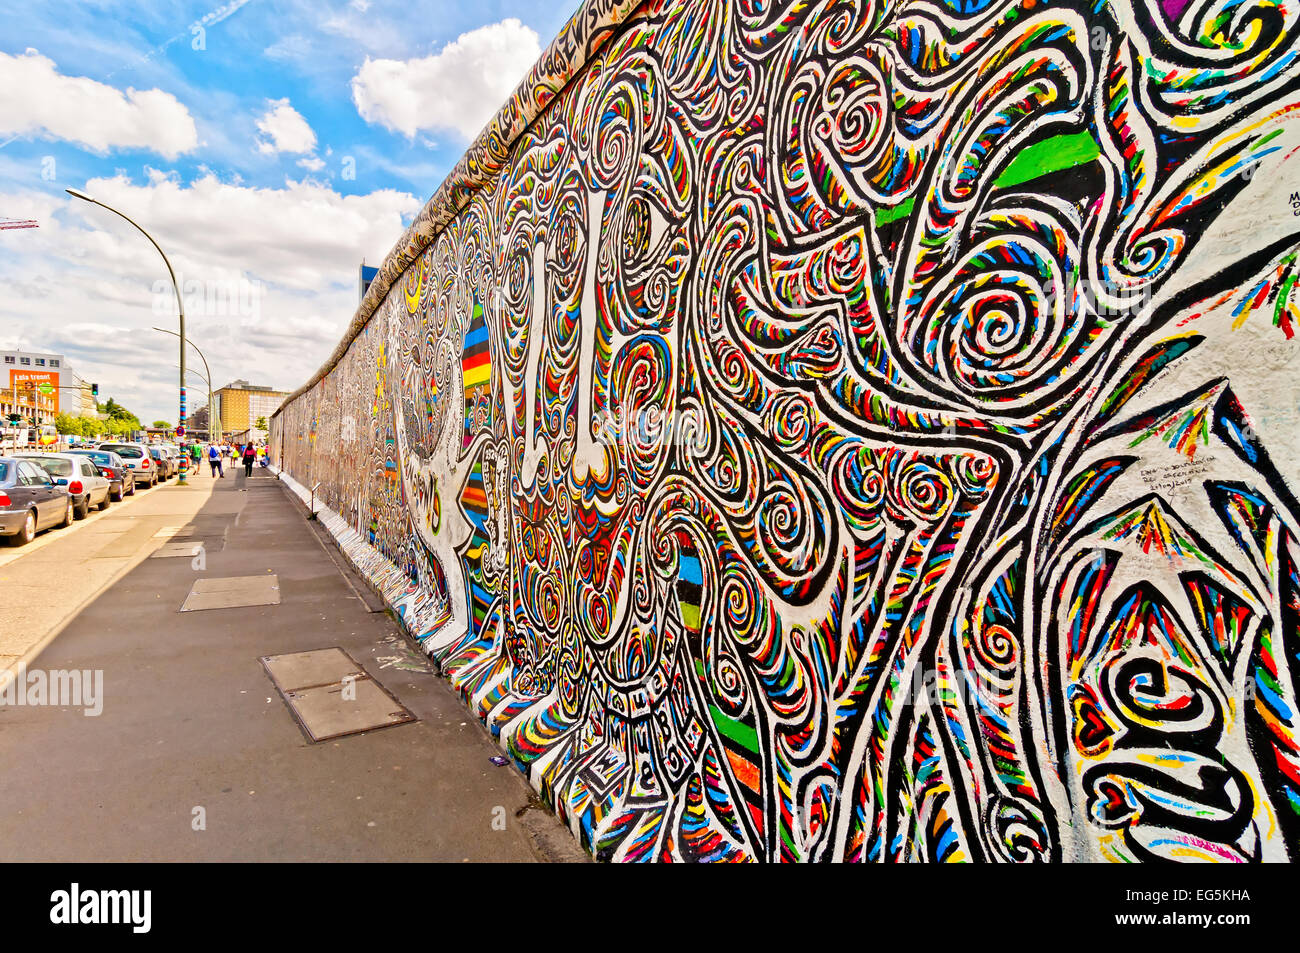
[
  {"xmin": 152, "ymin": 420, "xmax": 172, "ymax": 430},
  {"xmin": 98, "ymin": 398, "xmax": 141, "ymax": 435},
  {"xmin": 255, "ymin": 416, "xmax": 268, "ymax": 430},
  {"xmin": 54, "ymin": 413, "xmax": 111, "ymax": 438}
]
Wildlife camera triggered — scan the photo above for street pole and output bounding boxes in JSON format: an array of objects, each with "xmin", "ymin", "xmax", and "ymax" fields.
[
  {"xmin": 170, "ymin": 361, "xmax": 213, "ymax": 440},
  {"xmin": 154, "ymin": 327, "xmax": 217, "ymax": 445},
  {"xmin": 67, "ymin": 187, "xmax": 188, "ymax": 484}
]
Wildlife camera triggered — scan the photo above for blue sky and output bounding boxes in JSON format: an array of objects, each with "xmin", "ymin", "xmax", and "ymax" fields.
[{"xmin": 0, "ymin": 0, "xmax": 577, "ymax": 424}]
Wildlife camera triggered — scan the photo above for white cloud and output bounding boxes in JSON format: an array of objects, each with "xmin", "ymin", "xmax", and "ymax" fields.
[
  {"xmin": 0, "ymin": 50, "xmax": 198, "ymax": 158},
  {"xmin": 350, "ymin": 18, "xmax": 540, "ymax": 141},
  {"xmin": 0, "ymin": 174, "xmax": 420, "ymax": 422},
  {"xmin": 297, "ymin": 156, "xmax": 325, "ymax": 171},
  {"xmin": 255, "ymin": 98, "xmax": 317, "ymax": 155}
]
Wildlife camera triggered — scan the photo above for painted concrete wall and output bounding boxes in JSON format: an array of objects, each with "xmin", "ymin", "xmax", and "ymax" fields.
[{"xmin": 272, "ymin": 0, "xmax": 1300, "ymax": 862}]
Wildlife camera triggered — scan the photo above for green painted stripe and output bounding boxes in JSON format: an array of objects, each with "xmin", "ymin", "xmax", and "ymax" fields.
[
  {"xmin": 679, "ymin": 602, "xmax": 700, "ymax": 630},
  {"xmin": 875, "ymin": 195, "xmax": 915, "ymax": 228},
  {"xmin": 708, "ymin": 703, "xmax": 761, "ymax": 753},
  {"xmin": 995, "ymin": 130, "xmax": 1101, "ymax": 189}
]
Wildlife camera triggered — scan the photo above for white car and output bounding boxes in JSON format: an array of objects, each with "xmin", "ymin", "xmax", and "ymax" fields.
[{"xmin": 14, "ymin": 452, "xmax": 112, "ymax": 519}]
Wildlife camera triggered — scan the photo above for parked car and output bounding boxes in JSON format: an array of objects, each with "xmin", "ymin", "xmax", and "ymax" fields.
[
  {"xmin": 15, "ymin": 452, "xmax": 112, "ymax": 518},
  {"xmin": 69, "ymin": 448, "xmax": 136, "ymax": 501},
  {"xmin": 98, "ymin": 442, "xmax": 159, "ymax": 487},
  {"xmin": 0, "ymin": 456, "xmax": 73, "ymax": 544},
  {"xmin": 148, "ymin": 445, "xmax": 176, "ymax": 479},
  {"xmin": 165, "ymin": 444, "xmax": 188, "ymax": 476},
  {"xmin": 160, "ymin": 444, "xmax": 186, "ymax": 475}
]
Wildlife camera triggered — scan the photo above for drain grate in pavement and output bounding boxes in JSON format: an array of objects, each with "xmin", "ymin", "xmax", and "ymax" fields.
[
  {"xmin": 260, "ymin": 647, "xmax": 416, "ymax": 742},
  {"xmin": 180, "ymin": 574, "xmax": 280, "ymax": 611},
  {"xmin": 151, "ymin": 541, "xmax": 204, "ymax": 558}
]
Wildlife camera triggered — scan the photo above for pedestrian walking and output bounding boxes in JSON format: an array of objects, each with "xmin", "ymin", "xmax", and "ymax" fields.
[
  {"xmin": 208, "ymin": 442, "xmax": 224, "ymax": 477},
  {"xmin": 242, "ymin": 443, "xmax": 256, "ymax": 477}
]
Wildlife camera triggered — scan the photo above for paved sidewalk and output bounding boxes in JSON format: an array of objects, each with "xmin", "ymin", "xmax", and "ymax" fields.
[{"xmin": 0, "ymin": 465, "xmax": 584, "ymax": 862}]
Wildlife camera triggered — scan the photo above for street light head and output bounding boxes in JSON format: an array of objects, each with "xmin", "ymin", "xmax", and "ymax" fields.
[{"xmin": 65, "ymin": 187, "xmax": 95, "ymax": 203}]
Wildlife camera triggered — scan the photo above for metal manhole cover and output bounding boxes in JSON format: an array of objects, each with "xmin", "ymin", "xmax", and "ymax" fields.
[
  {"xmin": 259, "ymin": 648, "xmax": 415, "ymax": 743},
  {"xmin": 180, "ymin": 574, "xmax": 280, "ymax": 611},
  {"xmin": 262, "ymin": 647, "xmax": 366, "ymax": 693},
  {"xmin": 283, "ymin": 679, "xmax": 416, "ymax": 742}
]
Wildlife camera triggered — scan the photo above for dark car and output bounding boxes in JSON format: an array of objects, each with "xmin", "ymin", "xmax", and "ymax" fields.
[
  {"xmin": 69, "ymin": 448, "xmax": 136, "ymax": 501},
  {"xmin": 0, "ymin": 456, "xmax": 73, "ymax": 545},
  {"xmin": 147, "ymin": 446, "xmax": 175, "ymax": 480}
]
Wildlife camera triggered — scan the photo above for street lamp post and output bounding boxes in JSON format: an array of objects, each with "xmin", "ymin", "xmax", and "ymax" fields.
[
  {"xmin": 66, "ymin": 187, "xmax": 188, "ymax": 485},
  {"xmin": 155, "ymin": 328, "xmax": 219, "ymax": 445}
]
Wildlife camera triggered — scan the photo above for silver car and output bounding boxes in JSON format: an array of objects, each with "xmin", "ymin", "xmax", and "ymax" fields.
[
  {"xmin": 14, "ymin": 452, "xmax": 112, "ymax": 519},
  {"xmin": 98, "ymin": 442, "xmax": 160, "ymax": 487}
]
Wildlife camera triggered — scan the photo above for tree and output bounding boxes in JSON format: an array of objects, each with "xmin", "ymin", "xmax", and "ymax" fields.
[
  {"xmin": 54, "ymin": 412, "xmax": 79, "ymax": 435},
  {"xmin": 100, "ymin": 398, "xmax": 141, "ymax": 435},
  {"xmin": 152, "ymin": 420, "xmax": 172, "ymax": 430},
  {"xmin": 255, "ymin": 416, "xmax": 268, "ymax": 431}
]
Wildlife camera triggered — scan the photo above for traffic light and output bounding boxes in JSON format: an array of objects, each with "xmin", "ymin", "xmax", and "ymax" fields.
[
  {"xmin": 91, "ymin": 382, "xmax": 99, "ymax": 397},
  {"xmin": 6, "ymin": 413, "xmax": 20, "ymax": 423}
]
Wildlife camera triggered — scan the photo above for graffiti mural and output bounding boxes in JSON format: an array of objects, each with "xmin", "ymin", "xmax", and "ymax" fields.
[{"xmin": 272, "ymin": 0, "xmax": 1300, "ymax": 861}]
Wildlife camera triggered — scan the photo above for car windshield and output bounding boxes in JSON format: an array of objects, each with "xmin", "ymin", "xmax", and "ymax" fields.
[
  {"xmin": 31, "ymin": 458, "xmax": 72, "ymax": 477},
  {"xmin": 77, "ymin": 452, "xmax": 110, "ymax": 464},
  {"xmin": 107, "ymin": 446, "xmax": 143, "ymax": 458},
  {"xmin": 0, "ymin": 461, "xmax": 8, "ymax": 481}
]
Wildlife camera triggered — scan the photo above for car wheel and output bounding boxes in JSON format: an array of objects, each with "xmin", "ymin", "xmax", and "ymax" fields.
[
  {"xmin": 111, "ymin": 487, "xmax": 124, "ymax": 503},
  {"xmin": 98, "ymin": 493, "xmax": 110, "ymax": 511},
  {"xmin": 74, "ymin": 496, "xmax": 90, "ymax": 519},
  {"xmin": 127, "ymin": 481, "xmax": 136, "ymax": 495},
  {"xmin": 59, "ymin": 498, "xmax": 73, "ymax": 528},
  {"xmin": 9, "ymin": 510, "xmax": 37, "ymax": 546}
]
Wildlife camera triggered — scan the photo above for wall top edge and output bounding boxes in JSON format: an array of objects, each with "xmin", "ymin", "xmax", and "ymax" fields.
[{"xmin": 272, "ymin": 0, "xmax": 644, "ymax": 418}]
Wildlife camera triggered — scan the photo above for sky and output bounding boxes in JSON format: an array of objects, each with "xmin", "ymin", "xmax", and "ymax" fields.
[{"xmin": 0, "ymin": 0, "xmax": 578, "ymax": 424}]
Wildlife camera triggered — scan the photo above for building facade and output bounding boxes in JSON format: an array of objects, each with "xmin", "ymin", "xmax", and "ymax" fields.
[
  {"xmin": 0, "ymin": 349, "xmax": 88, "ymax": 423},
  {"xmin": 214, "ymin": 380, "xmax": 286, "ymax": 437}
]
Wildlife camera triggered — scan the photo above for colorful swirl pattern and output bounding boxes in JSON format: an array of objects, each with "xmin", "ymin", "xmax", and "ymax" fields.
[{"xmin": 272, "ymin": 0, "xmax": 1300, "ymax": 861}]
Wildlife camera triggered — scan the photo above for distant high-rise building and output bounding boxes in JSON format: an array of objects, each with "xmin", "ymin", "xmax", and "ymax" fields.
[{"xmin": 214, "ymin": 379, "xmax": 287, "ymax": 436}]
